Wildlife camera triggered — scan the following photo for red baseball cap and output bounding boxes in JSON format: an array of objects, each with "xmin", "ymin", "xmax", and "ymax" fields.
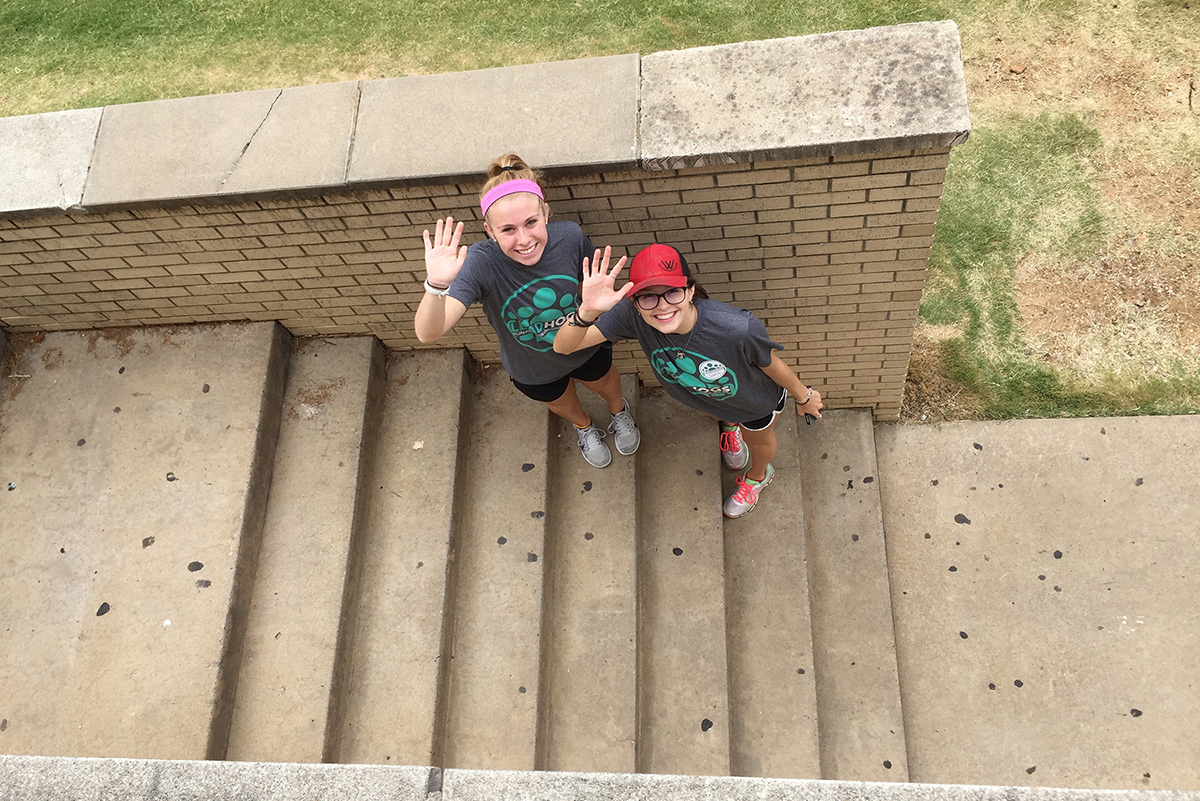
[{"xmin": 628, "ymin": 244, "xmax": 691, "ymax": 295}]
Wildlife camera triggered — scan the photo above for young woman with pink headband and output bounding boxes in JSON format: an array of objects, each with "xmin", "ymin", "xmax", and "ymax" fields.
[{"xmin": 415, "ymin": 153, "xmax": 640, "ymax": 468}]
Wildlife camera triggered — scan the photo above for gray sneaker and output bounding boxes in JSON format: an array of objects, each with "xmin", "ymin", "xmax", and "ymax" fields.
[
  {"xmin": 608, "ymin": 401, "xmax": 641, "ymax": 456},
  {"xmin": 576, "ymin": 422, "xmax": 612, "ymax": 468}
]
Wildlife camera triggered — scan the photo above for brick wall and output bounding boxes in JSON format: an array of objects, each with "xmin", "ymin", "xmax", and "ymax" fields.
[{"xmin": 0, "ymin": 148, "xmax": 947, "ymax": 421}]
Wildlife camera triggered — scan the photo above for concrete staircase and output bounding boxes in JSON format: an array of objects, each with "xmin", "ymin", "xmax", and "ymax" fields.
[{"xmin": 0, "ymin": 322, "xmax": 905, "ymax": 782}]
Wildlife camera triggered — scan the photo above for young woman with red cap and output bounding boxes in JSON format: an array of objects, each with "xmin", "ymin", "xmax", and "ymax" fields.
[
  {"xmin": 415, "ymin": 153, "xmax": 640, "ymax": 468},
  {"xmin": 553, "ymin": 243, "xmax": 823, "ymax": 518}
]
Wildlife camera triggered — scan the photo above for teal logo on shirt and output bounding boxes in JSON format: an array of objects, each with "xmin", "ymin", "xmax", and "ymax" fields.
[
  {"xmin": 650, "ymin": 349, "xmax": 738, "ymax": 399},
  {"xmin": 502, "ymin": 276, "xmax": 579, "ymax": 352}
]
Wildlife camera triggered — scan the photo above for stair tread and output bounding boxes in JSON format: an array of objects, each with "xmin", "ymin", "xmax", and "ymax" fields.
[
  {"xmin": 799, "ymin": 409, "xmax": 907, "ymax": 781},
  {"xmin": 227, "ymin": 336, "xmax": 382, "ymax": 763},
  {"xmin": 336, "ymin": 349, "xmax": 468, "ymax": 766},
  {"xmin": 635, "ymin": 395, "xmax": 731, "ymax": 776},
  {"xmin": 722, "ymin": 411, "xmax": 821, "ymax": 778}
]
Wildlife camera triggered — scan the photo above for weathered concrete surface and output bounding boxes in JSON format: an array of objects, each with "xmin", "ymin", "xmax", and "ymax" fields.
[
  {"xmin": 876, "ymin": 416, "xmax": 1200, "ymax": 791},
  {"xmin": 635, "ymin": 395, "xmax": 730, "ymax": 776},
  {"xmin": 640, "ymin": 21, "xmax": 970, "ymax": 168},
  {"xmin": 83, "ymin": 89, "xmax": 283, "ymax": 206},
  {"xmin": 442, "ymin": 768, "xmax": 1200, "ymax": 801},
  {"xmin": 0, "ymin": 108, "xmax": 103, "ymax": 214},
  {"xmin": 0, "ymin": 755, "xmax": 433, "ymax": 801},
  {"xmin": 227, "ymin": 336, "xmax": 384, "ymax": 763},
  {"xmin": 441, "ymin": 365, "xmax": 551, "ymax": 770},
  {"xmin": 349, "ymin": 55, "xmax": 639, "ymax": 184},
  {"xmin": 334, "ymin": 349, "xmax": 469, "ymax": 766},
  {"xmin": 799, "ymin": 409, "xmax": 908, "ymax": 781},
  {"xmin": 722, "ymin": 411, "xmax": 821, "ymax": 779},
  {"xmin": 539, "ymin": 376, "xmax": 639, "ymax": 772},
  {"xmin": 0, "ymin": 322, "xmax": 287, "ymax": 759}
]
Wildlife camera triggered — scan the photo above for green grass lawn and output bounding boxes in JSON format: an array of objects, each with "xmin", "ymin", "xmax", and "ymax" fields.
[{"xmin": 3, "ymin": 0, "xmax": 1198, "ymax": 421}]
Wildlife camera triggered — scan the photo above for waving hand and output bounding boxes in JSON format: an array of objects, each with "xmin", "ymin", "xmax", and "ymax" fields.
[{"xmin": 579, "ymin": 246, "xmax": 632, "ymax": 319}]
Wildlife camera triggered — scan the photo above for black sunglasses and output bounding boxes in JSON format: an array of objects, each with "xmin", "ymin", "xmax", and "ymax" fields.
[{"xmin": 634, "ymin": 286, "xmax": 688, "ymax": 310}]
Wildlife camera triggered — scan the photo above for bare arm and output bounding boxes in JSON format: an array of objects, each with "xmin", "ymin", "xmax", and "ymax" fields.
[
  {"xmin": 761, "ymin": 352, "xmax": 824, "ymax": 419},
  {"xmin": 414, "ymin": 217, "xmax": 470, "ymax": 343}
]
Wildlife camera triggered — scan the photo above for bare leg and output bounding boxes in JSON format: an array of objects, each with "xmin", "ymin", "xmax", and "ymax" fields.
[
  {"xmin": 740, "ymin": 422, "xmax": 778, "ymax": 482},
  {"xmin": 578, "ymin": 364, "xmax": 626, "ymax": 415},
  {"xmin": 546, "ymin": 379, "xmax": 592, "ymax": 428}
]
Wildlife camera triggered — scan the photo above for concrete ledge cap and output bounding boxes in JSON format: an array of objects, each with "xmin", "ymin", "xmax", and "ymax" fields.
[
  {"xmin": 0, "ymin": 107, "xmax": 102, "ymax": 215},
  {"xmin": 639, "ymin": 21, "xmax": 971, "ymax": 169},
  {"xmin": 442, "ymin": 769, "xmax": 1200, "ymax": 800},
  {"xmin": 83, "ymin": 83, "xmax": 359, "ymax": 208},
  {"xmin": 348, "ymin": 54, "xmax": 639, "ymax": 185},
  {"xmin": 0, "ymin": 755, "xmax": 435, "ymax": 801}
]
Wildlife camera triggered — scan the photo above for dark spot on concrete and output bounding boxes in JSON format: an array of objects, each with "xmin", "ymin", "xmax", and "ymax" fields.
[
  {"xmin": 973, "ymin": 443, "xmax": 983, "ymax": 451},
  {"xmin": 1144, "ymin": 773, "xmax": 1151, "ymax": 779},
  {"xmin": 1131, "ymin": 708, "xmax": 1143, "ymax": 717},
  {"xmin": 0, "ymin": 719, "xmax": 6, "ymax": 731},
  {"xmin": 519, "ymin": 686, "xmax": 526, "ymax": 694},
  {"xmin": 497, "ymin": 537, "xmax": 507, "ymax": 545},
  {"xmin": 1039, "ymin": 575, "xmax": 1046, "ymax": 580},
  {"xmin": 202, "ymin": 384, "xmax": 210, "ymax": 393},
  {"xmin": 97, "ymin": 602, "xmax": 110, "ymax": 616},
  {"xmin": 847, "ymin": 480, "xmax": 854, "ymax": 489},
  {"xmin": 1054, "ymin": 550, "xmax": 1063, "ymax": 559},
  {"xmin": 864, "ymin": 476, "xmax": 874, "ymax": 483},
  {"xmin": 60, "ymin": 547, "xmax": 65, "ymax": 554},
  {"xmin": 673, "ymin": 547, "xmax": 683, "ymax": 556},
  {"xmin": 924, "ymin": 533, "xmax": 931, "ymax": 539},
  {"xmin": 1014, "ymin": 679, "xmax": 1024, "ymax": 687},
  {"xmin": 1082, "ymin": 455, "xmax": 1090, "ymax": 461},
  {"xmin": 1135, "ymin": 477, "xmax": 1144, "ymax": 486},
  {"xmin": 527, "ymin": 553, "xmax": 538, "ymax": 562},
  {"xmin": 1101, "ymin": 427, "xmax": 1106, "ymax": 434},
  {"xmin": 196, "ymin": 579, "xmax": 211, "ymax": 588},
  {"xmin": 416, "ymin": 561, "xmax": 424, "ymax": 568},
  {"xmin": 1054, "ymin": 585, "xmax": 1062, "ymax": 592},
  {"xmin": 998, "ymin": 483, "xmax": 1004, "ymax": 488},
  {"xmin": 531, "ymin": 510, "xmax": 545, "ymax": 519},
  {"xmin": 821, "ymin": 453, "xmax": 828, "ymax": 459},
  {"xmin": 797, "ymin": 668, "xmax": 806, "ymax": 675},
  {"xmin": 77, "ymin": 439, "xmax": 86, "ymax": 447},
  {"xmin": 954, "ymin": 513, "xmax": 971, "ymax": 524},
  {"xmin": 852, "ymin": 534, "xmax": 860, "ymax": 542},
  {"xmin": 931, "ymin": 479, "xmax": 939, "ymax": 486},
  {"xmin": 956, "ymin": 541, "xmax": 961, "ymax": 546},
  {"xmin": 143, "ymin": 537, "xmax": 154, "ymax": 548},
  {"xmin": 119, "ymin": 367, "xmax": 125, "ymax": 374},
  {"xmin": 960, "ymin": 631, "xmax": 968, "ymax": 639},
  {"xmin": 1027, "ymin": 766, "xmax": 1036, "ymax": 775},
  {"xmin": 582, "ymin": 481, "xmax": 592, "ymax": 492},
  {"xmin": 188, "ymin": 561, "xmax": 203, "ymax": 572},
  {"xmin": 7, "ymin": 483, "xmax": 15, "ymax": 491},
  {"xmin": 949, "ymin": 566, "xmax": 957, "ymax": 572},
  {"xmin": 166, "ymin": 472, "xmax": 177, "ymax": 481},
  {"xmin": 521, "ymin": 463, "xmax": 534, "ymax": 472},
  {"xmin": 843, "ymin": 465, "xmax": 850, "ymax": 472},
  {"xmin": 114, "ymin": 407, "xmax": 121, "ymax": 413},
  {"xmin": 884, "ymin": 760, "xmax": 892, "ymax": 769},
  {"xmin": 695, "ymin": 469, "xmax": 703, "ymax": 476},
  {"xmin": 584, "ymin": 532, "xmax": 594, "ymax": 540},
  {"xmin": 989, "ymin": 683, "xmax": 996, "ymax": 690},
  {"xmin": 701, "ymin": 718, "xmax": 713, "ymax": 732}
]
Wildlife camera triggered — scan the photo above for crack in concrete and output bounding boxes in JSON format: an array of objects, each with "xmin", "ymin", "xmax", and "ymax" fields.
[
  {"xmin": 220, "ymin": 89, "xmax": 283, "ymax": 191},
  {"xmin": 74, "ymin": 106, "xmax": 106, "ymax": 211},
  {"xmin": 343, "ymin": 82, "xmax": 363, "ymax": 185}
]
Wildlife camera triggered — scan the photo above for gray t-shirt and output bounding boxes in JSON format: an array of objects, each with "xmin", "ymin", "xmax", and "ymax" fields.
[
  {"xmin": 596, "ymin": 297, "xmax": 784, "ymax": 423},
  {"xmin": 447, "ymin": 220, "xmax": 603, "ymax": 385}
]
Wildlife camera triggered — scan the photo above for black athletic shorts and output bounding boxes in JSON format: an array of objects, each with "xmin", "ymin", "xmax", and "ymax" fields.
[
  {"xmin": 739, "ymin": 387, "xmax": 788, "ymax": 431},
  {"xmin": 510, "ymin": 346, "xmax": 613, "ymax": 403}
]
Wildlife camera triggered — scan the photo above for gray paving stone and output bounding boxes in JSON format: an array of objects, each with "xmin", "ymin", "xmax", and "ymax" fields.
[
  {"xmin": 222, "ymin": 81, "xmax": 360, "ymax": 195},
  {"xmin": 640, "ymin": 21, "xmax": 970, "ymax": 169},
  {"xmin": 0, "ymin": 755, "xmax": 433, "ymax": 801},
  {"xmin": 84, "ymin": 88, "xmax": 282, "ymax": 206},
  {"xmin": 0, "ymin": 108, "xmax": 102, "ymax": 214},
  {"xmin": 348, "ymin": 55, "xmax": 639, "ymax": 185}
]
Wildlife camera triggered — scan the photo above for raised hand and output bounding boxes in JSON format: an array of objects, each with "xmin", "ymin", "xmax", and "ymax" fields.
[
  {"xmin": 422, "ymin": 217, "xmax": 468, "ymax": 287},
  {"xmin": 579, "ymin": 246, "xmax": 632, "ymax": 318}
]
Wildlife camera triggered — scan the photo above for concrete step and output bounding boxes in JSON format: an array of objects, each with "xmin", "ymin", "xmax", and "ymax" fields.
[
  {"xmin": 538, "ymin": 376, "xmax": 640, "ymax": 773},
  {"xmin": 634, "ymin": 393, "xmax": 730, "ymax": 776},
  {"xmin": 226, "ymin": 336, "xmax": 385, "ymax": 763},
  {"xmin": 721, "ymin": 410, "xmax": 821, "ymax": 779},
  {"xmin": 798, "ymin": 409, "xmax": 907, "ymax": 781},
  {"xmin": 0, "ymin": 322, "xmax": 289, "ymax": 760},
  {"xmin": 441, "ymin": 364, "xmax": 551, "ymax": 770},
  {"xmin": 334, "ymin": 348, "xmax": 470, "ymax": 766}
]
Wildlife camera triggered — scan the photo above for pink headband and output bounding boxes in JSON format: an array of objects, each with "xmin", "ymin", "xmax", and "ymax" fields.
[{"xmin": 480, "ymin": 179, "xmax": 544, "ymax": 217}]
